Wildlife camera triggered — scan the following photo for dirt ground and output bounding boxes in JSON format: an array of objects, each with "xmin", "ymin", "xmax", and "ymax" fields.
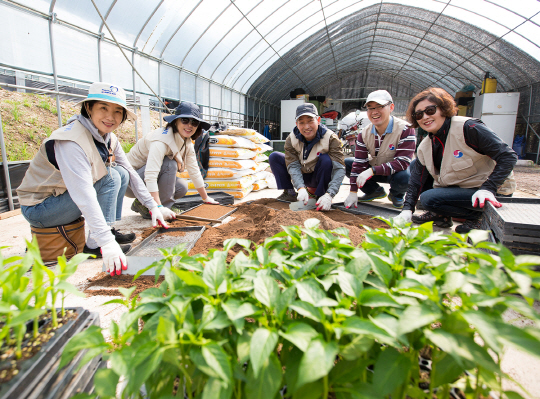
[{"xmin": 513, "ymin": 165, "xmax": 540, "ymax": 196}]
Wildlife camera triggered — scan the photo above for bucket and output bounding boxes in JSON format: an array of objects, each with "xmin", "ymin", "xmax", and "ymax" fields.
[{"xmin": 481, "ymin": 72, "xmax": 497, "ymax": 94}]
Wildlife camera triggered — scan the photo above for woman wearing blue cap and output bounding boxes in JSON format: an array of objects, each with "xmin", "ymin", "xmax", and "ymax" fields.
[
  {"xmin": 126, "ymin": 101, "xmax": 218, "ymax": 218},
  {"xmin": 17, "ymin": 82, "xmax": 172, "ymax": 276}
]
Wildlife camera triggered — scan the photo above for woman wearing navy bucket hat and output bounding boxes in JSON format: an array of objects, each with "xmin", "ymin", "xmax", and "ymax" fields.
[
  {"xmin": 17, "ymin": 82, "xmax": 171, "ymax": 276},
  {"xmin": 126, "ymin": 101, "xmax": 219, "ymax": 217}
]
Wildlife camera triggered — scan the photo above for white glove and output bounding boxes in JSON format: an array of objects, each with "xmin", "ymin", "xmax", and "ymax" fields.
[
  {"xmin": 472, "ymin": 190, "xmax": 501, "ymax": 208},
  {"xmin": 150, "ymin": 206, "xmax": 170, "ymax": 229},
  {"xmin": 344, "ymin": 191, "xmax": 358, "ymax": 209},
  {"xmin": 297, "ymin": 188, "xmax": 310, "ymax": 205},
  {"xmin": 101, "ymin": 240, "xmax": 127, "ymax": 276},
  {"xmin": 356, "ymin": 168, "xmax": 374, "ymax": 188},
  {"xmin": 316, "ymin": 193, "xmax": 333, "ymax": 211},
  {"xmin": 159, "ymin": 206, "xmax": 177, "ymax": 220},
  {"xmin": 203, "ymin": 196, "xmax": 220, "ymax": 205},
  {"xmin": 393, "ymin": 210, "xmax": 412, "ymax": 225}
]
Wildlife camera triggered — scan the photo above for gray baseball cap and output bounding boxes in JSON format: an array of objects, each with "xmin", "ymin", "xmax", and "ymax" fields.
[
  {"xmin": 295, "ymin": 103, "xmax": 319, "ymax": 120},
  {"xmin": 365, "ymin": 90, "xmax": 393, "ymax": 105}
]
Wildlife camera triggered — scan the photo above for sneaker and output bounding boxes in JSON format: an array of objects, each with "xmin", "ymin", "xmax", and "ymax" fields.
[
  {"xmin": 411, "ymin": 211, "xmax": 453, "ymax": 228},
  {"xmin": 455, "ymin": 218, "xmax": 483, "ymax": 234},
  {"xmin": 83, "ymin": 244, "xmax": 131, "ymax": 258},
  {"xmin": 358, "ymin": 186, "xmax": 387, "ymax": 202},
  {"xmin": 387, "ymin": 192, "xmax": 404, "ymax": 209},
  {"xmin": 276, "ymin": 190, "xmax": 298, "ymax": 202},
  {"xmin": 131, "ymin": 199, "xmax": 151, "ymax": 219},
  {"xmin": 111, "ymin": 228, "xmax": 136, "ymax": 244}
]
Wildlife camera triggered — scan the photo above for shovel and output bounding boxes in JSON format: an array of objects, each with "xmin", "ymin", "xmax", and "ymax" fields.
[{"xmin": 289, "ymin": 198, "xmax": 317, "ymax": 211}]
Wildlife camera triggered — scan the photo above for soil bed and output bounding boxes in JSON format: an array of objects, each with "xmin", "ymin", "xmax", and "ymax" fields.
[
  {"xmin": 189, "ymin": 199, "xmax": 387, "ymax": 257},
  {"xmin": 139, "ymin": 219, "xmax": 207, "ymax": 241},
  {"xmin": 182, "ymin": 204, "xmax": 235, "ymax": 219},
  {"xmin": 84, "ymin": 272, "xmax": 164, "ymax": 297}
]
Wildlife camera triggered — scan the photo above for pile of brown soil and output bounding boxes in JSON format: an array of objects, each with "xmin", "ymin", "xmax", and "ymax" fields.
[
  {"xmin": 189, "ymin": 199, "xmax": 387, "ymax": 257},
  {"xmin": 84, "ymin": 272, "xmax": 164, "ymax": 297}
]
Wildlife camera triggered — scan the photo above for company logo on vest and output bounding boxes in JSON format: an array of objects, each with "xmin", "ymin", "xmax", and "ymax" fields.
[
  {"xmin": 453, "ymin": 150, "xmax": 463, "ymax": 158},
  {"xmin": 388, "ymin": 144, "xmax": 395, "ymax": 150},
  {"xmin": 101, "ymin": 86, "xmax": 119, "ymax": 96}
]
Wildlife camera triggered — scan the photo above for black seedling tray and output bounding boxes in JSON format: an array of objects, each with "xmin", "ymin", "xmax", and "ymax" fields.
[
  {"xmin": 173, "ymin": 191, "xmax": 234, "ymax": 211},
  {"xmin": 480, "ymin": 197, "xmax": 540, "ymax": 255},
  {"xmin": 332, "ymin": 202, "xmax": 401, "ymax": 220}
]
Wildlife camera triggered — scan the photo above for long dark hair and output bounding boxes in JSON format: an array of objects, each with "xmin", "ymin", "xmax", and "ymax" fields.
[
  {"xmin": 166, "ymin": 119, "xmax": 203, "ymax": 141},
  {"xmin": 81, "ymin": 101, "xmax": 128, "ymax": 124}
]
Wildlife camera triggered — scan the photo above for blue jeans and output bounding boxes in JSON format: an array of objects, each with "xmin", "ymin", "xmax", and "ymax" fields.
[
  {"xmin": 420, "ymin": 187, "xmax": 484, "ymax": 220},
  {"xmin": 345, "ymin": 157, "xmax": 410, "ymax": 200},
  {"xmin": 269, "ymin": 151, "xmax": 332, "ymax": 197},
  {"xmin": 21, "ymin": 166, "xmax": 129, "ymax": 228}
]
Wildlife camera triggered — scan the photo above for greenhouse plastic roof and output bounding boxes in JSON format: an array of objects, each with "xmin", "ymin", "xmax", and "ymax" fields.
[{"xmin": 3, "ymin": 0, "xmax": 540, "ymax": 105}]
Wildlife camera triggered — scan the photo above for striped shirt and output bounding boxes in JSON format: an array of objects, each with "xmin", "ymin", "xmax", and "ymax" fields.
[{"xmin": 350, "ymin": 121, "xmax": 416, "ymax": 192}]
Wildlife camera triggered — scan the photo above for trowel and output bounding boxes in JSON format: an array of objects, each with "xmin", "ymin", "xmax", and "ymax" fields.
[{"xmin": 289, "ymin": 198, "xmax": 317, "ymax": 211}]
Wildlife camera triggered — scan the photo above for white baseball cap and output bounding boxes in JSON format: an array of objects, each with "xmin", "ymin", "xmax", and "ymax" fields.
[
  {"xmin": 75, "ymin": 82, "xmax": 137, "ymax": 121},
  {"xmin": 365, "ymin": 90, "xmax": 393, "ymax": 105}
]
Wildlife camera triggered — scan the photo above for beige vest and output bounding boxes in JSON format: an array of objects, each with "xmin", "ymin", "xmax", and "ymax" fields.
[
  {"xmin": 17, "ymin": 121, "xmax": 111, "ymax": 206},
  {"xmin": 288, "ymin": 129, "xmax": 334, "ymax": 173},
  {"xmin": 361, "ymin": 117, "xmax": 410, "ymax": 166},
  {"xmin": 127, "ymin": 127, "xmax": 189, "ymax": 172},
  {"xmin": 417, "ymin": 116, "xmax": 516, "ymax": 195}
]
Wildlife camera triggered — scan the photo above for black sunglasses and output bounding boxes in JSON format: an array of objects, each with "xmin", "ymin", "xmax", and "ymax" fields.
[
  {"xmin": 412, "ymin": 105, "xmax": 437, "ymax": 120},
  {"xmin": 179, "ymin": 117, "xmax": 200, "ymax": 127}
]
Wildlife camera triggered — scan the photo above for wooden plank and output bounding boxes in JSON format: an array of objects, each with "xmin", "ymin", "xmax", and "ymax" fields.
[{"xmin": 0, "ymin": 208, "xmax": 21, "ymax": 220}]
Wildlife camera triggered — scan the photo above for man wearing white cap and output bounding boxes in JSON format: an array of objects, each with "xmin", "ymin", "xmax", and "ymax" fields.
[
  {"xmin": 269, "ymin": 103, "xmax": 345, "ymax": 211},
  {"xmin": 18, "ymin": 82, "xmax": 174, "ymax": 276},
  {"xmin": 344, "ymin": 90, "xmax": 416, "ymax": 209}
]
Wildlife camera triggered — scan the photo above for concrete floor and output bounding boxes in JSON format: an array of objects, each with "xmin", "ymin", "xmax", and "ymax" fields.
[{"xmin": 1, "ymin": 179, "xmax": 539, "ymax": 398}]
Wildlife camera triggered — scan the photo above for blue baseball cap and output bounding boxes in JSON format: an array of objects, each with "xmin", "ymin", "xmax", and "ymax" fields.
[{"xmin": 163, "ymin": 101, "xmax": 210, "ymax": 130}]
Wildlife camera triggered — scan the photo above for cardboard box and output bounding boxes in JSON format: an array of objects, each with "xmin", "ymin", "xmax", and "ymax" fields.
[
  {"xmin": 296, "ymin": 94, "xmax": 309, "ymax": 101},
  {"xmin": 455, "ymin": 91, "xmax": 474, "ymax": 99}
]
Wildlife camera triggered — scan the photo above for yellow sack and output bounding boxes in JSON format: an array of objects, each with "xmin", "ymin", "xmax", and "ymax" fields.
[
  {"xmin": 253, "ymin": 180, "xmax": 268, "ymax": 191},
  {"xmin": 245, "ymin": 132, "xmax": 270, "ymax": 144},
  {"xmin": 208, "ymin": 135, "xmax": 256, "ymax": 149},
  {"xmin": 208, "ymin": 158, "xmax": 257, "ymax": 170},
  {"xmin": 222, "ymin": 128, "xmax": 257, "ymax": 136},
  {"xmin": 209, "ymin": 147, "xmax": 256, "ymax": 159},
  {"xmin": 178, "ymin": 168, "xmax": 254, "ymax": 180},
  {"xmin": 183, "ymin": 175, "xmax": 256, "ymax": 190}
]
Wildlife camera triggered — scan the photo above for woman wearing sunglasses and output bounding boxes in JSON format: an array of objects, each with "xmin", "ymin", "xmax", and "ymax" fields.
[
  {"xmin": 394, "ymin": 87, "xmax": 517, "ymax": 233},
  {"xmin": 126, "ymin": 101, "xmax": 218, "ymax": 218}
]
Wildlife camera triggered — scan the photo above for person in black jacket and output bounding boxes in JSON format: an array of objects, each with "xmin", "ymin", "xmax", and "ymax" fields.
[{"xmin": 394, "ymin": 88, "xmax": 517, "ymax": 233}]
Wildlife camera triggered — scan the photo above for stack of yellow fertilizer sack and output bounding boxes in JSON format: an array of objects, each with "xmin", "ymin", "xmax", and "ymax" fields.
[{"xmin": 178, "ymin": 128, "xmax": 273, "ymax": 199}]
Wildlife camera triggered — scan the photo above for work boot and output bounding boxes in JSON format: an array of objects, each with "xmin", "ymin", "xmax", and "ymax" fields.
[
  {"xmin": 358, "ymin": 186, "xmax": 386, "ymax": 202},
  {"xmin": 276, "ymin": 190, "xmax": 298, "ymax": 202},
  {"xmin": 83, "ymin": 244, "xmax": 131, "ymax": 258},
  {"xmin": 111, "ymin": 228, "xmax": 136, "ymax": 244},
  {"xmin": 412, "ymin": 211, "xmax": 453, "ymax": 228},
  {"xmin": 131, "ymin": 199, "xmax": 151, "ymax": 219},
  {"xmin": 455, "ymin": 218, "xmax": 483, "ymax": 234},
  {"xmin": 387, "ymin": 192, "xmax": 404, "ymax": 209}
]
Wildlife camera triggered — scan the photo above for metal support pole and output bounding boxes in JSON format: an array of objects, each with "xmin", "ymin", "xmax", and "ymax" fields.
[
  {"xmin": 97, "ymin": 33, "xmax": 104, "ymax": 81},
  {"xmin": 0, "ymin": 112, "xmax": 14, "ymax": 211},
  {"xmin": 179, "ymin": 69, "xmax": 182, "ymax": 102},
  {"xmin": 526, "ymin": 84, "xmax": 532, "ymax": 158},
  {"xmin": 195, "ymin": 76, "xmax": 198, "ymax": 105},
  {"xmin": 158, "ymin": 59, "xmax": 162, "ymax": 128},
  {"xmin": 230, "ymin": 89, "xmax": 233, "ymax": 126},
  {"xmin": 208, "ymin": 81, "xmax": 211, "ymax": 122},
  {"xmin": 132, "ymin": 47, "xmax": 138, "ymax": 140},
  {"xmin": 48, "ymin": 12, "xmax": 63, "ymax": 128}
]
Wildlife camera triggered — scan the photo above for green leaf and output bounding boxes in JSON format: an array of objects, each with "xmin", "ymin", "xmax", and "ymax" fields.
[
  {"xmin": 430, "ymin": 351, "xmax": 464, "ymax": 388},
  {"xmin": 369, "ymin": 254, "xmax": 392, "ymax": 287},
  {"xmin": 342, "ymin": 317, "xmax": 395, "ymax": 345},
  {"xmin": 156, "ymin": 317, "xmax": 177, "ymax": 344},
  {"xmin": 373, "ymin": 348, "xmax": 411, "ymax": 396},
  {"xmin": 250, "ymin": 328, "xmax": 278, "ymax": 378},
  {"xmin": 289, "ymin": 301, "xmax": 323, "ymax": 322},
  {"xmin": 201, "ymin": 377, "xmax": 233, "ymax": 399},
  {"xmin": 245, "ymin": 353, "xmax": 282, "ymax": 399},
  {"xmin": 276, "ymin": 286, "xmax": 296, "ymax": 319},
  {"xmin": 296, "ymin": 279, "xmax": 336, "ymax": 307},
  {"xmin": 93, "ymin": 368, "xmax": 119, "ymax": 397},
  {"xmin": 254, "ymin": 275, "xmax": 280, "ymax": 309},
  {"xmin": 397, "ymin": 303, "xmax": 441, "ymax": 336},
  {"xmin": 256, "ymin": 246, "xmax": 269, "ymax": 265},
  {"xmin": 497, "ymin": 323, "xmax": 540, "ymax": 359},
  {"xmin": 11, "ymin": 308, "xmax": 46, "ymax": 326},
  {"xmin": 359, "ymin": 289, "xmax": 401, "ymax": 308},
  {"xmin": 172, "ymin": 269, "xmax": 207, "ymax": 289},
  {"xmin": 461, "ymin": 311, "xmax": 501, "ymax": 352},
  {"xmin": 279, "ymin": 322, "xmax": 318, "ymax": 352},
  {"xmin": 402, "ymin": 248, "xmax": 430, "ymax": 263},
  {"xmin": 337, "ymin": 270, "xmax": 363, "ymax": 299},
  {"xmin": 345, "ymin": 252, "xmax": 372, "ymax": 282},
  {"xmin": 222, "ymin": 299, "xmax": 259, "ymax": 321},
  {"xmin": 191, "ymin": 347, "xmax": 221, "ymax": 379},
  {"xmin": 339, "ymin": 335, "xmax": 374, "ymax": 361},
  {"xmin": 304, "ymin": 218, "xmax": 321, "ymax": 229},
  {"xmin": 503, "ymin": 391, "xmax": 527, "ymax": 399},
  {"xmin": 203, "ymin": 254, "xmax": 227, "ymax": 291},
  {"xmin": 202, "ymin": 343, "xmax": 233, "ymax": 384},
  {"xmin": 296, "ymin": 338, "xmax": 338, "ymax": 389},
  {"xmin": 55, "ymin": 281, "xmax": 86, "ymax": 297},
  {"xmin": 204, "ymin": 311, "xmax": 233, "ymax": 330}
]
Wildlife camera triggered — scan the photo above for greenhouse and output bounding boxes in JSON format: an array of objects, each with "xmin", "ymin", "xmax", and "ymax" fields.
[{"xmin": 1, "ymin": 1, "xmax": 540, "ymax": 399}]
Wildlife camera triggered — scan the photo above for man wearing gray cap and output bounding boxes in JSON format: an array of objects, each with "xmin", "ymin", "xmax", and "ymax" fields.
[
  {"xmin": 344, "ymin": 90, "xmax": 416, "ymax": 209},
  {"xmin": 269, "ymin": 103, "xmax": 345, "ymax": 211}
]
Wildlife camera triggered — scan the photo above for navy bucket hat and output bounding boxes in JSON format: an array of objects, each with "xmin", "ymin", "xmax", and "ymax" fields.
[{"xmin": 163, "ymin": 101, "xmax": 210, "ymax": 130}]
